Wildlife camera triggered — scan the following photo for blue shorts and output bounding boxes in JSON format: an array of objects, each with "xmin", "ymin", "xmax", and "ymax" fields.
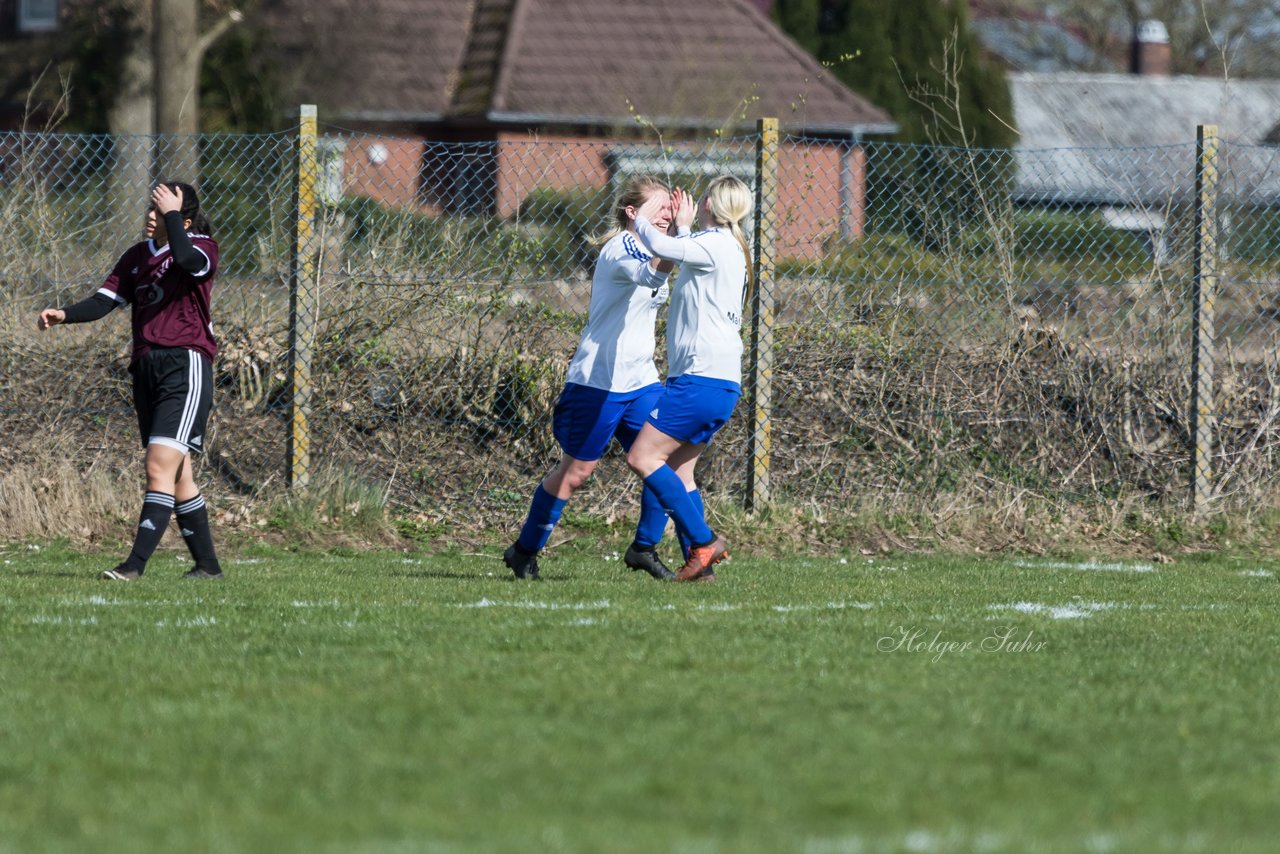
[
  {"xmin": 648, "ymin": 375, "xmax": 742, "ymax": 445},
  {"xmin": 553, "ymin": 382, "xmax": 663, "ymax": 461}
]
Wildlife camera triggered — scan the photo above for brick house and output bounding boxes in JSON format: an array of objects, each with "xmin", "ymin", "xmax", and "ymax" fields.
[
  {"xmin": 0, "ymin": 0, "xmax": 894, "ymax": 258},
  {"xmin": 260, "ymin": 0, "xmax": 896, "ymax": 258}
]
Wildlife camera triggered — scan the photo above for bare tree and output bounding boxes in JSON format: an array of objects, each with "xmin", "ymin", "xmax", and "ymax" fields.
[
  {"xmin": 106, "ymin": 1, "xmax": 155, "ymax": 136},
  {"xmin": 153, "ymin": 0, "xmax": 243, "ymax": 178},
  {"xmin": 107, "ymin": 0, "xmax": 155, "ymax": 247}
]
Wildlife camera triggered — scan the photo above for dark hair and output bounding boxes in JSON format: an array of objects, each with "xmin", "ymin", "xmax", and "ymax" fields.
[{"xmin": 162, "ymin": 181, "xmax": 213, "ymax": 236}]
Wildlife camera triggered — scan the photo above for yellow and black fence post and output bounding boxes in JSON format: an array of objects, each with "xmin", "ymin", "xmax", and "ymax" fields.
[
  {"xmin": 747, "ymin": 117, "xmax": 779, "ymax": 512},
  {"xmin": 288, "ymin": 104, "xmax": 320, "ymax": 489},
  {"xmin": 1191, "ymin": 124, "xmax": 1220, "ymax": 515}
]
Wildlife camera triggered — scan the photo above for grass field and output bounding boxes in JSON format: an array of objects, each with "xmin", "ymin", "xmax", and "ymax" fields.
[{"xmin": 2, "ymin": 541, "xmax": 1279, "ymax": 853}]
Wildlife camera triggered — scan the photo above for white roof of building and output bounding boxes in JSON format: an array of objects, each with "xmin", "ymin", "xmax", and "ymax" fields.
[{"xmin": 1009, "ymin": 72, "xmax": 1280, "ymax": 205}]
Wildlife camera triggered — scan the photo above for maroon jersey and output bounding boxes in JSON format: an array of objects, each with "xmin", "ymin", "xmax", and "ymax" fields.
[{"xmin": 98, "ymin": 234, "xmax": 219, "ymax": 366}]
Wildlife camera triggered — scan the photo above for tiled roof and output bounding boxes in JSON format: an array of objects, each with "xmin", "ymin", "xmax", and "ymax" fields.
[
  {"xmin": 261, "ymin": 0, "xmax": 893, "ymax": 135},
  {"xmin": 488, "ymin": 0, "xmax": 892, "ymax": 134},
  {"xmin": 261, "ymin": 0, "xmax": 473, "ymax": 122}
]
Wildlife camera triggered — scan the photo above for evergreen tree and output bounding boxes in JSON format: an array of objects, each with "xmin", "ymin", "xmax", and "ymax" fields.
[
  {"xmin": 823, "ymin": 0, "xmax": 904, "ymax": 126},
  {"xmin": 775, "ymin": 0, "xmax": 1016, "ymax": 241},
  {"xmin": 200, "ymin": 10, "xmax": 285, "ymax": 133},
  {"xmin": 945, "ymin": 0, "xmax": 1014, "ymax": 148},
  {"xmin": 773, "ymin": 0, "xmax": 1015, "ymax": 147},
  {"xmin": 772, "ymin": 0, "xmax": 822, "ymax": 56}
]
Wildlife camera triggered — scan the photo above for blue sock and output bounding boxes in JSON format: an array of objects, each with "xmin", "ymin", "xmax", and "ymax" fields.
[
  {"xmin": 643, "ymin": 467, "xmax": 714, "ymax": 547},
  {"xmin": 676, "ymin": 488, "xmax": 704, "ymax": 559},
  {"xmin": 516, "ymin": 485, "xmax": 567, "ymax": 553},
  {"xmin": 633, "ymin": 485, "xmax": 669, "ymax": 549}
]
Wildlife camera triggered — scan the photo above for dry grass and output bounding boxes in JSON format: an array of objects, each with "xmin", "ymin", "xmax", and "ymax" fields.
[
  {"xmin": 0, "ymin": 430, "xmax": 402, "ymax": 553},
  {"xmin": 0, "ymin": 433, "xmax": 137, "ymax": 545},
  {"xmin": 4, "ymin": 414, "xmax": 1274, "ymax": 561}
]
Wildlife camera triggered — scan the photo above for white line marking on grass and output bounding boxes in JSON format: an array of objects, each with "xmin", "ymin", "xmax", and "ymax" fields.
[
  {"xmin": 903, "ymin": 830, "xmax": 940, "ymax": 853},
  {"xmin": 291, "ymin": 600, "xmax": 340, "ymax": 608},
  {"xmin": 156, "ymin": 616, "xmax": 218, "ymax": 628},
  {"xmin": 568, "ymin": 617, "xmax": 600, "ymax": 626},
  {"xmin": 29, "ymin": 615, "xmax": 98, "ymax": 625},
  {"xmin": 456, "ymin": 599, "xmax": 612, "ymax": 610},
  {"xmin": 1084, "ymin": 832, "xmax": 1119, "ymax": 853},
  {"xmin": 229, "ymin": 558, "xmax": 263, "ymax": 565},
  {"xmin": 1013, "ymin": 560, "xmax": 1155, "ymax": 573},
  {"xmin": 55, "ymin": 595, "xmax": 133, "ymax": 607},
  {"xmin": 991, "ymin": 601, "xmax": 1116, "ymax": 620},
  {"xmin": 1241, "ymin": 569, "xmax": 1274, "ymax": 578},
  {"xmin": 772, "ymin": 602, "xmax": 873, "ymax": 612}
]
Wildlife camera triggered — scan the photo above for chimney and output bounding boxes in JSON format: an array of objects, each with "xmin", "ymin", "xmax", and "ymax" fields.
[{"xmin": 1131, "ymin": 20, "xmax": 1171, "ymax": 76}]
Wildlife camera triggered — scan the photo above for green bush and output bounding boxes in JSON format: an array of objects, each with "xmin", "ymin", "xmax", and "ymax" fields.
[
  {"xmin": 200, "ymin": 140, "xmax": 295, "ymax": 279},
  {"xmin": 1012, "ymin": 208, "xmax": 1149, "ymax": 266},
  {"xmin": 779, "ymin": 207, "xmax": 1158, "ymax": 302},
  {"xmin": 784, "ymin": 231, "xmax": 949, "ymax": 285},
  {"xmin": 516, "ymin": 187, "xmax": 609, "ymax": 277},
  {"xmin": 1226, "ymin": 207, "xmax": 1280, "ymax": 266}
]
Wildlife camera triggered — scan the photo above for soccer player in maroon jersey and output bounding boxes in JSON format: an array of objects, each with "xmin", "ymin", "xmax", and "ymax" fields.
[{"xmin": 37, "ymin": 182, "xmax": 225, "ymax": 581}]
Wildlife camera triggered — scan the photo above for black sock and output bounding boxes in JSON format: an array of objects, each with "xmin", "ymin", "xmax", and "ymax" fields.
[
  {"xmin": 175, "ymin": 495, "xmax": 221, "ymax": 573},
  {"xmin": 123, "ymin": 491, "xmax": 175, "ymax": 573}
]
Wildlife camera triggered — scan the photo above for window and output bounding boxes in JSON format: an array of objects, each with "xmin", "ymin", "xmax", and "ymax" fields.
[
  {"xmin": 424, "ymin": 141, "xmax": 495, "ymax": 215},
  {"xmin": 606, "ymin": 146, "xmax": 755, "ymax": 231},
  {"xmin": 606, "ymin": 147, "xmax": 754, "ymax": 191},
  {"xmin": 18, "ymin": 0, "xmax": 59, "ymax": 33}
]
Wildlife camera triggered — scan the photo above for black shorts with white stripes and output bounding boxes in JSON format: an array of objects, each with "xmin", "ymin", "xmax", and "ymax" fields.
[{"xmin": 131, "ymin": 347, "xmax": 213, "ymax": 454}]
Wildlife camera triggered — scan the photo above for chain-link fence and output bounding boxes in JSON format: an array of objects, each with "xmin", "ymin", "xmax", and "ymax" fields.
[{"xmin": 3, "ymin": 114, "xmax": 1277, "ymax": 530}]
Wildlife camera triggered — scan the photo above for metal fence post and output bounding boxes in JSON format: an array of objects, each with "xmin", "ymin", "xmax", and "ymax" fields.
[
  {"xmin": 747, "ymin": 117, "xmax": 779, "ymax": 512},
  {"xmin": 288, "ymin": 104, "xmax": 319, "ymax": 489},
  {"xmin": 1191, "ymin": 124, "xmax": 1220, "ymax": 515}
]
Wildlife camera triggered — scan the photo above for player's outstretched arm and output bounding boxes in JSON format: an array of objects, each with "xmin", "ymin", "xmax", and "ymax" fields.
[{"xmin": 38, "ymin": 292, "xmax": 119, "ymax": 330}]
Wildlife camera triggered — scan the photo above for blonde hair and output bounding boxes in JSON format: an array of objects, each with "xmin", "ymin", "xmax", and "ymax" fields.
[
  {"xmin": 592, "ymin": 174, "xmax": 670, "ymax": 246},
  {"xmin": 704, "ymin": 175, "xmax": 755, "ymax": 304}
]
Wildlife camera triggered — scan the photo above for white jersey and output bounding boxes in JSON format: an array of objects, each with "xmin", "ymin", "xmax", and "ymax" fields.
[
  {"xmin": 564, "ymin": 231, "xmax": 671, "ymax": 392},
  {"xmin": 634, "ymin": 218, "xmax": 747, "ymax": 384}
]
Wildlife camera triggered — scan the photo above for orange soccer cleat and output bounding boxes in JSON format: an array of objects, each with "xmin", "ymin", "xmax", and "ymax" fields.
[{"xmin": 675, "ymin": 535, "xmax": 728, "ymax": 582}]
